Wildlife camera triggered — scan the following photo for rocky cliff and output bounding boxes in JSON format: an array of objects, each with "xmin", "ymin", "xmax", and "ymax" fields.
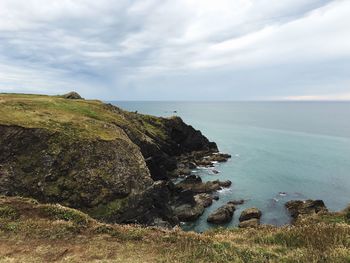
[{"xmin": 0, "ymin": 93, "xmax": 219, "ymax": 226}]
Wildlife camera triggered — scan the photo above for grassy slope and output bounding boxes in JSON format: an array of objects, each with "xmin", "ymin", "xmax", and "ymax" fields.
[
  {"xmin": 0, "ymin": 93, "xmax": 168, "ymax": 141},
  {"xmin": 1, "ymin": 196, "xmax": 350, "ymax": 263}
]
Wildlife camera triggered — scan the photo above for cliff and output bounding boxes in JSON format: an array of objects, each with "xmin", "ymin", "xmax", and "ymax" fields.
[{"xmin": 0, "ymin": 93, "xmax": 217, "ymax": 226}]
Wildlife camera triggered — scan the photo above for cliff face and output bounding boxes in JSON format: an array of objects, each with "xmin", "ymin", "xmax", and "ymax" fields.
[{"xmin": 0, "ymin": 94, "xmax": 217, "ymax": 226}]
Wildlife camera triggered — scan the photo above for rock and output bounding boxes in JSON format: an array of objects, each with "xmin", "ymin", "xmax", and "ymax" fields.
[
  {"xmin": 188, "ymin": 162, "xmax": 197, "ymax": 169},
  {"xmin": 176, "ymin": 168, "xmax": 192, "ymax": 176},
  {"xmin": 0, "ymin": 93, "xmax": 225, "ymax": 227},
  {"xmin": 176, "ymin": 179, "xmax": 231, "ymax": 194},
  {"xmin": 204, "ymin": 153, "xmax": 231, "ymax": 163},
  {"xmin": 212, "ymin": 195, "xmax": 220, "ymax": 201},
  {"xmin": 216, "ymin": 180, "xmax": 232, "ymax": 187},
  {"xmin": 239, "ymin": 208, "xmax": 262, "ymax": 222},
  {"xmin": 212, "ymin": 169, "xmax": 220, "ymax": 174},
  {"xmin": 194, "ymin": 193, "xmax": 213, "ymax": 208},
  {"xmin": 196, "ymin": 160, "xmax": 214, "ymax": 167},
  {"xmin": 207, "ymin": 203, "xmax": 236, "ymax": 224},
  {"xmin": 182, "ymin": 175, "xmax": 202, "ymax": 184},
  {"xmin": 285, "ymin": 200, "xmax": 328, "ymax": 220},
  {"xmin": 238, "ymin": 218, "xmax": 260, "ymax": 228},
  {"xmin": 173, "ymin": 203, "xmax": 204, "ymax": 222},
  {"xmin": 228, "ymin": 199, "xmax": 245, "ymax": 205},
  {"xmin": 62, "ymin": 91, "xmax": 83, "ymax": 99}
]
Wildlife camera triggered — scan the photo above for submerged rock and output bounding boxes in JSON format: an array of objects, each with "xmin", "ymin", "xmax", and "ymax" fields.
[
  {"xmin": 228, "ymin": 199, "xmax": 245, "ymax": 205},
  {"xmin": 207, "ymin": 202, "xmax": 236, "ymax": 224},
  {"xmin": 239, "ymin": 208, "xmax": 262, "ymax": 222}
]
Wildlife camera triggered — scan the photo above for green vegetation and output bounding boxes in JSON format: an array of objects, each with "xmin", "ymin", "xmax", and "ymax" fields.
[
  {"xmin": 40, "ymin": 204, "xmax": 91, "ymax": 226},
  {"xmin": 1, "ymin": 196, "xmax": 350, "ymax": 262},
  {"xmin": 0, "ymin": 205, "xmax": 19, "ymax": 220},
  {"xmin": 89, "ymin": 197, "xmax": 129, "ymax": 221},
  {"xmin": 0, "ymin": 93, "xmax": 169, "ymax": 141}
]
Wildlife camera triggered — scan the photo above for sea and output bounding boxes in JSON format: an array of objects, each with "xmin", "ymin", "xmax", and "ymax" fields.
[{"xmin": 110, "ymin": 101, "xmax": 350, "ymax": 232}]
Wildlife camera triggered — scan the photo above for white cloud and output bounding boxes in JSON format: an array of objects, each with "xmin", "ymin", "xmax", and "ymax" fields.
[
  {"xmin": 0, "ymin": 0, "xmax": 349, "ymax": 99},
  {"xmin": 284, "ymin": 92, "xmax": 350, "ymax": 101}
]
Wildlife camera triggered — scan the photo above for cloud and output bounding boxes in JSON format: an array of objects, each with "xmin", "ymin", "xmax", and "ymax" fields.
[
  {"xmin": 284, "ymin": 92, "xmax": 350, "ymax": 101},
  {"xmin": 0, "ymin": 0, "xmax": 349, "ymax": 100}
]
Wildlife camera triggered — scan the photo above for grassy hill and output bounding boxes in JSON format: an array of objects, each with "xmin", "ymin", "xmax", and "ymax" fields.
[
  {"xmin": 0, "ymin": 93, "xmax": 169, "ymax": 141},
  {"xmin": 1, "ymin": 195, "xmax": 350, "ymax": 262}
]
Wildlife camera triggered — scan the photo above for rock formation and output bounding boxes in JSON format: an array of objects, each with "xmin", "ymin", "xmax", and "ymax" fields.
[
  {"xmin": 207, "ymin": 202, "xmax": 236, "ymax": 224},
  {"xmin": 285, "ymin": 199, "xmax": 328, "ymax": 223},
  {"xmin": 239, "ymin": 207, "xmax": 262, "ymax": 228},
  {"xmin": 0, "ymin": 93, "xmax": 229, "ymax": 227}
]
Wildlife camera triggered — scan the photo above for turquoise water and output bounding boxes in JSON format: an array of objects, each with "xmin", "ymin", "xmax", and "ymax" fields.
[{"xmin": 111, "ymin": 101, "xmax": 350, "ymax": 232}]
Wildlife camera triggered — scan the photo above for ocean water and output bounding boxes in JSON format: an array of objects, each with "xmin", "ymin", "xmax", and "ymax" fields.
[{"xmin": 111, "ymin": 101, "xmax": 350, "ymax": 232}]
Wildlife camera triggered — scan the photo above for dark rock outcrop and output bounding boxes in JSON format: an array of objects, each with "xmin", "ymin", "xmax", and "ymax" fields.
[
  {"xmin": 173, "ymin": 203, "xmax": 205, "ymax": 222},
  {"xmin": 207, "ymin": 202, "xmax": 236, "ymax": 224},
  {"xmin": 285, "ymin": 200, "xmax": 328, "ymax": 222},
  {"xmin": 239, "ymin": 208, "xmax": 262, "ymax": 222},
  {"xmin": 0, "ymin": 125, "xmax": 176, "ymax": 226},
  {"xmin": 194, "ymin": 193, "xmax": 213, "ymax": 208},
  {"xmin": 62, "ymin": 91, "xmax": 83, "ymax": 99},
  {"xmin": 176, "ymin": 178, "xmax": 232, "ymax": 194}
]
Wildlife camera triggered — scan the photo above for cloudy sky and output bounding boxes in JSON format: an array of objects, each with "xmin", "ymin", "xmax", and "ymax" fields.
[{"xmin": 0, "ymin": 0, "xmax": 349, "ymax": 100}]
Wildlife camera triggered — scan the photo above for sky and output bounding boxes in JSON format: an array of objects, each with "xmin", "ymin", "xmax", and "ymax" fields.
[{"xmin": 0, "ymin": 0, "xmax": 349, "ymax": 100}]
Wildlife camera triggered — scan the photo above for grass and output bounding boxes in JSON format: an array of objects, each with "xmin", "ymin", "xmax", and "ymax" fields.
[
  {"xmin": 0, "ymin": 93, "xmax": 169, "ymax": 141},
  {"xmin": 1, "ymin": 195, "xmax": 350, "ymax": 262}
]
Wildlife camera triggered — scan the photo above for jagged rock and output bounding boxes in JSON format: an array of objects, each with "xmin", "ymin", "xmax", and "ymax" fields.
[
  {"xmin": 239, "ymin": 208, "xmax": 262, "ymax": 222},
  {"xmin": 212, "ymin": 169, "xmax": 220, "ymax": 174},
  {"xmin": 173, "ymin": 203, "xmax": 204, "ymax": 222},
  {"xmin": 194, "ymin": 193, "xmax": 213, "ymax": 208},
  {"xmin": 207, "ymin": 202, "xmax": 236, "ymax": 224},
  {"xmin": 176, "ymin": 179, "xmax": 231, "ymax": 194},
  {"xmin": 207, "ymin": 153, "xmax": 232, "ymax": 163},
  {"xmin": 239, "ymin": 218, "xmax": 259, "ymax": 228},
  {"xmin": 196, "ymin": 160, "xmax": 214, "ymax": 167},
  {"xmin": 182, "ymin": 175, "xmax": 202, "ymax": 184},
  {"xmin": 217, "ymin": 180, "xmax": 232, "ymax": 187},
  {"xmin": 285, "ymin": 200, "xmax": 328, "ymax": 221},
  {"xmin": 62, "ymin": 91, "xmax": 83, "ymax": 99},
  {"xmin": 176, "ymin": 168, "xmax": 192, "ymax": 177},
  {"xmin": 188, "ymin": 162, "xmax": 197, "ymax": 169},
  {"xmin": 212, "ymin": 195, "xmax": 220, "ymax": 201}
]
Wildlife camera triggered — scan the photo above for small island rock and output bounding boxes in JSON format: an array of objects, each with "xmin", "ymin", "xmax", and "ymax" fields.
[
  {"xmin": 207, "ymin": 203, "xmax": 236, "ymax": 224},
  {"xmin": 239, "ymin": 207, "xmax": 262, "ymax": 222}
]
